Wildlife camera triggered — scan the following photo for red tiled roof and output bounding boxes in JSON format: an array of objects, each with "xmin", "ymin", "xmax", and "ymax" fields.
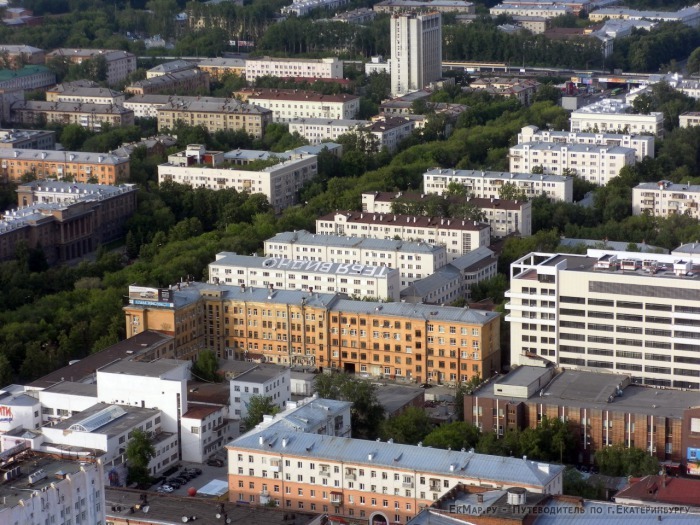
[
  {"xmin": 615, "ymin": 475, "xmax": 700, "ymax": 506},
  {"xmin": 182, "ymin": 403, "xmax": 222, "ymax": 420}
]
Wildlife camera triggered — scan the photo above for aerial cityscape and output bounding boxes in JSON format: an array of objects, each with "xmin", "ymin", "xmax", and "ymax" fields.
[{"xmin": 2, "ymin": 0, "xmax": 700, "ymax": 524}]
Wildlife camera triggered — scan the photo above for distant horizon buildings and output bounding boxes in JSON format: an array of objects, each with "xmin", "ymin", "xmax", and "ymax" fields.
[{"xmin": 390, "ymin": 11, "xmax": 442, "ymax": 96}]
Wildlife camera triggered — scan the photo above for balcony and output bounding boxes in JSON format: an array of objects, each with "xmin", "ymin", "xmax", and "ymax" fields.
[
  {"xmin": 429, "ymin": 484, "xmax": 441, "ymax": 492},
  {"xmin": 320, "ymin": 469, "xmax": 331, "ymax": 477},
  {"xmin": 330, "ymin": 492, "xmax": 343, "ymax": 504},
  {"xmin": 345, "ymin": 473, "xmax": 356, "ymax": 480},
  {"xmin": 402, "ymin": 481, "xmax": 414, "ymax": 488}
]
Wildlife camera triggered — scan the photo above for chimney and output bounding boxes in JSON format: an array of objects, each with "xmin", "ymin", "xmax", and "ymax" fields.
[{"xmin": 477, "ymin": 494, "xmax": 484, "ymax": 503}]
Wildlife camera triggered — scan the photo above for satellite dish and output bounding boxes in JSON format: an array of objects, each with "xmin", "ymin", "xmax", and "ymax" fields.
[
  {"xmin": 142, "ymin": 506, "xmax": 149, "ymax": 514},
  {"xmin": 182, "ymin": 518, "xmax": 189, "ymax": 523}
]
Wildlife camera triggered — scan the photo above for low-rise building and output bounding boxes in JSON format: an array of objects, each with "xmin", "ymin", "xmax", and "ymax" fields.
[
  {"xmin": 680, "ymin": 111, "xmax": 700, "ymax": 128},
  {"xmin": 11, "ymin": 100, "xmax": 135, "ymax": 130},
  {"xmin": 254, "ymin": 395, "xmax": 352, "ymax": 437},
  {"xmin": 196, "ymin": 57, "xmax": 246, "ymax": 79},
  {"xmin": 0, "ymin": 44, "xmax": 45, "ymax": 66},
  {"xmin": 509, "ymin": 142, "xmax": 636, "ymax": 185},
  {"xmin": 126, "ymin": 69, "xmax": 210, "ymax": 96},
  {"xmin": 465, "ymin": 365, "xmax": 700, "ymax": 469},
  {"xmin": 570, "ymin": 98, "xmax": 664, "ymax": 136},
  {"xmin": 46, "ymin": 48, "xmax": 137, "ymax": 85},
  {"xmin": 364, "ymin": 116, "xmax": 416, "ymax": 152},
  {"xmin": 288, "ymin": 117, "xmax": 369, "ymax": 145},
  {"xmin": 281, "ymin": 0, "xmax": 350, "ymax": 17},
  {"xmin": 36, "ymin": 382, "xmax": 98, "ymax": 424},
  {"xmin": 633, "ymin": 180, "xmax": 700, "ymax": 219},
  {"xmin": 0, "ymin": 128, "xmax": 55, "ymax": 150},
  {"xmin": 469, "ymin": 77, "xmax": 541, "ymax": 106},
  {"xmin": 0, "ymin": 64, "xmax": 55, "ymax": 91},
  {"xmin": 614, "ymin": 475, "xmax": 700, "ymax": 507},
  {"xmin": 510, "ymin": 15, "xmax": 550, "ymax": 33},
  {"xmin": 317, "ymin": 211, "xmax": 491, "ymax": 260},
  {"xmin": 236, "ymin": 88, "xmax": 360, "ymax": 123},
  {"xmin": 147, "ymin": 59, "xmax": 196, "ymax": 78},
  {"xmin": 363, "ymin": 191, "xmax": 532, "ymax": 237},
  {"xmin": 331, "ymin": 7, "xmax": 377, "ymax": 24},
  {"xmin": 0, "ymin": 180, "xmax": 137, "ymax": 264},
  {"xmin": 46, "ymin": 81, "xmax": 125, "ymax": 105},
  {"xmin": 0, "ymin": 387, "xmax": 42, "ymax": 434},
  {"xmin": 589, "ymin": 5, "xmax": 700, "ymax": 27},
  {"xmin": 374, "ymin": 0, "xmax": 475, "ymax": 13},
  {"xmin": 0, "ymin": 451, "xmax": 106, "ymax": 525},
  {"xmin": 230, "ymin": 365, "xmax": 291, "ymax": 422},
  {"xmin": 227, "ymin": 429, "xmax": 564, "ymax": 523},
  {"xmin": 365, "ymin": 55, "xmax": 391, "ymax": 75},
  {"xmin": 208, "ymin": 252, "xmax": 402, "ymax": 301},
  {"xmin": 156, "ymin": 96, "xmax": 272, "ymax": 137},
  {"xmin": 423, "ymin": 168, "xmax": 574, "ymax": 202},
  {"xmin": 518, "ymin": 124, "xmax": 654, "ymax": 161},
  {"xmin": 491, "ymin": 3, "xmax": 571, "ymax": 18},
  {"xmin": 2, "ymin": 149, "xmax": 129, "ymax": 184},
  {"xmin": 157, "ymin": 144, "xmax": 318, "ymax": 213},
  {"xmin": 245, "ymin": 56, "xmax": 342, "ymax": 82},
  {"xmin": 122, "ymin": 94, "xmax": 171, "ymax": 118},
  {"xmin": 264, "ymin": 229, "xmax": 448, "ymax": 288},
  {"xmin": 181, "ymin": 403, "xmax": 233, "ymax": 463},
  {"xmin": 400, "ymin": 246, "xmax": 498, "ymax": 304}
]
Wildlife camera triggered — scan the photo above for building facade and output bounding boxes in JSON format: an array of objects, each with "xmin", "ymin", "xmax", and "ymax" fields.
[
  {"xmin": 196, "ymin": 57, "xmax": 246, "ymax": 80},
  {"xmin": 126, "ymin": 69, "xmax": 210, "ymax": 96},
  {"xmin": 208, "ymin": 252, "xmax": 402, "ymax": 301},
  {"xmin": 11, "ymin": 100, "xmax": 135, "ymax": 130},
  {"xmin": 227, "ymin": 429, "xmax": 563, "ymax": 523},
  {"xmin": 2, "ymin": 149, "xmax": 129, "ymax": 184},
  {"xmin": 632, "ymin": 181, "xmax": 700, "ymax": 219},
  {"xmin": 374, "ymin": 0, "xmax": 475, "ymax": 13},
  {"xmin": 124, "ymin": 283, "xmax": 501, "ymax": 384},
  {"xmin": 570, "ymin": 99, "xmax": 664, "ymax": 136},
  {"xmin": 245, "ymin": 57, "xmax": 343, "ymax": 82},
  {"xmin": 230, "ymin": 365, "xmax": 291, "ymax": 421},
  {"xmin": 506, "ymin": 249, "xmax": 700, "ymax": 389},
  {"xmin": 288, "ymin": 118, "xmax": 369, "ymax": 145},
  {"xmin": 156, "ymin": 97, "xmax": 272, "ymax": 138},
  {"xmin": 518, "ymin": 125, "xmax": 654, "ymax": 161},
  {"xmin": 0, "ymin": 64, "xmax": 55, "ymax": 91},
  {"xmin": 264, "ymin": 230, "xmax": 449, "ymax": 288},
  {"xmin": 0, "ymin": 128, "xmax": 55, "ymax": 150},
  {"xmin": 0, "ymin": 44, "xmax": 45, "ymax": 66},
  {"xmin": 509, "ymin": 142, "xmax": 636, "ymax": 186},
  {"xmin": 236, "ymin": 89, "xmax": 360, "ymax": 123},
  {"xmin": 46, "ymin": 48, "xmax": 137, "ymax": 85},
  {"xmin": 469, "ymin": 78, "xmax": 541, "ymax": 106},
  {"xmin": 46, "ymin": 82, "xmax": 125, "ymax": 105},
  {"xmin": 491, "ymin": 4, "xmax": 572, "ymax": 18},
  {"xmin": 423, "ymin": 168, "xmax": 574, "ymax": 202},
  {"xmin": 680, "ymin": 111, "xmax": 700, "ymax": 128},
  {"xmin": 391, "ymin": 12, "xmax": 443, "ymax": 96},
  {"xmin": 316, "ymin": 211, "xmax": 491, "ymax": 261},
  {"xmin": 157, "ymin": 145, "xmax": 317, "ymax": 213}
]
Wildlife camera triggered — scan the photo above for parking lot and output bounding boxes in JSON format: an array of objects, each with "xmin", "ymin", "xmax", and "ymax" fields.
[{"xmin": 149, "ymin": 453, "xmax": 228, "ymax": 497}]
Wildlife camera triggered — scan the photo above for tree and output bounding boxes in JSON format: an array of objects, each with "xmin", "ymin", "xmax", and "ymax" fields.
[
  {"xmin": 315, "ymin": 373, "xmax": 385, "ymax": 439},
  {"xmin": 688, "ymin": 46, "xmax": 700, "ymax": 75},
  {"xmin": 191, "ymin": 349, "xmax": 220, "ymax": 382},
  {"xmin": 0, "ymin": 354, "xmax": 13, "ymax": 386},
  {"xmin": 498, "ymin": 182, "xmax": 529, "ymax": 201},
  {"xmin": 243, "ymin": 395, "xmax": 280, "ymax": 431},
  {"xmin": 379, "ymin": 406, "xmax": 432, "ymax": 445},
  {"xmin": 126, "ymin": 429, "xmax": 155, "ymax": 486},
  {"xmin": 423, "ymin": 421, "xmax": 480, "ymax": 451},
  {"xmin": 594, "ymin": 444, "xmax": 660, "ymax": 476}
]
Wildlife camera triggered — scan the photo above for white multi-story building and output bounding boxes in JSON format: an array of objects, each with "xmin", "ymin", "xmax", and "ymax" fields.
[
  {"xmin": 680, "ymin": 111, "xmax": 700, "ymax": 128},
  {"xmin": 122, "ymin": 94, "xmax": 172, "ymax": 118},
  {"xmin": 362, "ymin": 191, "xmax": 532, "ymax": 237},
  {"xmin": 390, "ymin": 12, "xmax": 442, "ymax": 96},
  {"xmin": 288, "ymin": 118, "xmax": 369, "ymax": 145},
  {"xmin": 506, "ymin": 249, "xmax": 700, "ymax": 389},
  {"xmin": 365, "ymin": 55, "xmax": 391, "ymax": 75},
  {"xmin": 181, "ymin": 403, "xmax": 233, "ymax": 463},
  {"xmin": 147, "ymin": 59, "xmax": 196, "ymax": 78},
  {"xmin": 673, "ymin": 78, "xmax": 700, "ymax": 100},
  {"xmin": 253, "ymin": 395, "xmax": 352, "ymax": 437},
  {"xmin": 264, "ymin": 230, "xmax": 448, "ymax": 288},
  {"xmin": 37, "ymin": 382, "xmax": 98, "ymax": 424},
  {"xmin": 158, "ymin": 145, "xmax": 318, "ymax": 213},
  {"xmin": 509, "ymin": 142, "xmax": 636, "ymax": 185},
  {"xmin": 46, "ymin": 82, "xmax": 125, "ymax": 105},
  {"xmin": 230, "ymin": 365, "xmax": 291, "ymax": 422},
  {"xmin": 633, "ymin": 180, "xmax": 700, "ymax": 219},
  {"xmin": 0, "ymin": 387, "xmax": 41, "ymax": 434},
  {"xmin": 281, "ymin": 0, "xmax": 350, "ymax": 16},
  {"xmin": 518, "ymin": 125, "xmax": 654, "ymax": 161},
  {"xmin": 364, "ymin": 116, "xmax": 416, "ymax": 152},
  {"xmin": 570, "ymin": 99, "xmax": 664, "ymax": 136},
  {"xmin": 316, "ymin": 211, "xmax": 491, "ymax": 260},
  {"xmin": 245, "ymin": 57, "xmax": 343, "ymax": 82},
  {"xmin": 237, "ymin": 88, "xmax": 360, "ymax": 122},
  {"xmin": 490, "ymin": 3, "xmax": 571, "ymax": 18},
  {"xmin": 46, "ymin": 49, "xmax": 137, "ymax": 85},
  {"xmin": 423, "ymin": 168, "xmax": 574, "ymax": 202},
  {"xmin": 209, "ymin": 252, "xmax": 401, "ymax": 301},
  {"xmin": 375, "ymin": 0, "xmax": 475, "ymax": 14},
  {"xmin": 0, "ymin": 452, "xmax": 106, "ymax": 525}
]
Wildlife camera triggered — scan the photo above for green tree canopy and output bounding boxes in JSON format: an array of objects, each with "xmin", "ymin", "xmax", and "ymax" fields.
[
  {"xmin": 191, "ymin": 349, "xmax": 220, "ymax": 382},
  {"xmin": 423, "ymin": 421, "xmax": 480, "ymax": 451},
  {"xmin": 379, "ymin": 406, "xmax": 432, "ymax": 445},
  {"xmin": 243, "ymin": 395, "xmax": 280, "ymax": 431},
  {"xmin": 594, "ymin": 444, "xmax": 660, "ymax": 477},
  {"xmin": 126, "ymin": 429, "xmax": 155, "ymax": 486}
]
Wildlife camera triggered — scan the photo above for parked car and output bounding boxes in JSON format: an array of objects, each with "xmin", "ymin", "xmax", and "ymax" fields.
[
  {"xmin": 157, "ymin": 485, "xmax": 174, "ymax": 493},
  {"xmin": 207, "ymin": 458, "xmax": 224, "ymax": 467}
]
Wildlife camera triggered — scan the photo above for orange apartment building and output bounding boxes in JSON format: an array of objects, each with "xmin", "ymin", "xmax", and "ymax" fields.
[
  {"xmin": 123, "ymin": 283, "xmax": 501, "ymax": 384},
  {"xmin": 227, "ymin": 424, "xmax": 564, "ymax": 525},
  {"xmin": 0, "ymin": 149, "xmax": 129, "ymax": 184}
]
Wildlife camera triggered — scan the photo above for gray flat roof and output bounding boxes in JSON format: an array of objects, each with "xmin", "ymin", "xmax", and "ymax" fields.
[
  {"xmin": 374, "ymin": 383, "xmax": 424, "ymax": 415},
  {"xmin": 334, "ymin": 298, "xmax": 499, "ymax": 325},
  {"xmin": 476, "ymin": 368, "xmax": 700, "ymax": 419},
  {"xmin": 98, "ymin": 358, "xmax": 184, "ymax": 378},
  {"xmin": 41, "ymin": 381, "xmax": 97, "ymax": 397},
  {"xmin": 52, "ymin": 402, "xmax": 160, "ymax": 438},
  {"xmin": 512, "ymin": 141, "xmax": 635, "ymax": 155},
  {"xmin": 230, "ymin": 428, "xmax": 564, "ymax": 487},
  {"xmin": 495, "ymin": 365, "xmax": 551, "ymax": 387},
  {"xmin": 266, "ymin": 229, "xmax": 445, "ymax": 254},
  {"xmin": 233, "ymin": 365, "xmax": 288, "ymax": 384},
  {"xmin": 425, "ymin": 168, "xmax": 571, "ymax": 183}
]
